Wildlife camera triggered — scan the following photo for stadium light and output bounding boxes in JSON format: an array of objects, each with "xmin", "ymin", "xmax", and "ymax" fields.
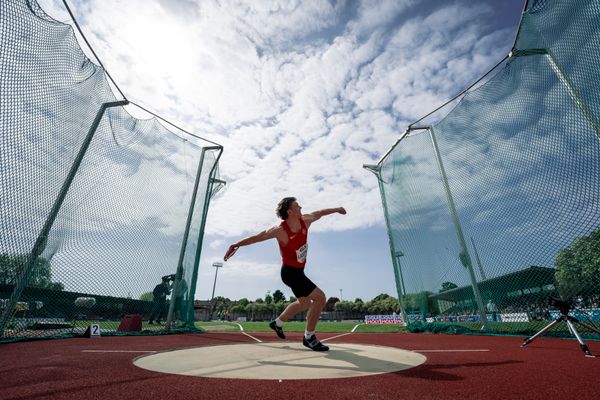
[{"xmin": 210, "ymin": 262, "xmax": 223, "ymax": 320}]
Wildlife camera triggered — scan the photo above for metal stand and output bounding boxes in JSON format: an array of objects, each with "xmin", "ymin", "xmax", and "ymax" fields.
[{"xmin": 521, "ymin": 299, "xmax": 600, "ymax": 357}]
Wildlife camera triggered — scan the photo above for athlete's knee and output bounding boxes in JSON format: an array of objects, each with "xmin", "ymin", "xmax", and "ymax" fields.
[
  {"xmin": 311, "ymin": 288, "xmax": 326, "ymax": 305},
  {"xmin": 298, "ymin": 297, "xmax": 311, "ymax": 307},
  {"xmin": 317, "ymin": 294, "xmax": 326, "ymax": 306}
]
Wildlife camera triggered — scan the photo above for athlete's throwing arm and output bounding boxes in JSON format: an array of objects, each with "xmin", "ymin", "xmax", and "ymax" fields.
[{"xmin": 224, "ymin": 206, "xmax": 346, "ymax": 261}]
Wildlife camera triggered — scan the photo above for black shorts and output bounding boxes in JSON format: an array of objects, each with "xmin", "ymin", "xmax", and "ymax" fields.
[{"xmin": 280, "ymin": 264, "xmax": 316, "ymax": 298}]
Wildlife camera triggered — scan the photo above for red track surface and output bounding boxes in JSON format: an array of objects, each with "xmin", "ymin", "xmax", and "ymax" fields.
[{"xmin": 1, "ymin": 332, "xmax": 599, "ymax": 400}]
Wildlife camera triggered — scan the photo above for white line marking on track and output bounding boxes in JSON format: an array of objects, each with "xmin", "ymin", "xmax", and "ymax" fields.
[
  {"xmin": 81, "ymin": 350, "xmax": 157, "ymax": 353},
  {"xmin": 320, "ymin": 323, "xmax": 362, "ymax": 340},
  {"xmin": 242, "ymin": 332, "xmax": 263, "ymax": 343},
  {"xmin": 233, "ymin": 323, "xmax": 262, "ymax": 342},
  {"xmin": 321, "ymin": 332, "xmax": 352, "ymax": 342},
  {"xmin": 414, "ymin": 349, "xmax": 489, "ymax": 352}
]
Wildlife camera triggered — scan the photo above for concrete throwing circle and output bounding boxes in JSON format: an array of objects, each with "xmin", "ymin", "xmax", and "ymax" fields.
[{"xmin": 134, "ymin": 342, "xmax": 426, "ymax": 380}]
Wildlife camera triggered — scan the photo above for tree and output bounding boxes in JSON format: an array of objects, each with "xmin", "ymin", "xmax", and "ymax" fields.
[
  {"xmin": 364, "ymin": 294, "xmax": 396, "ymax": 314},
  {"xmin": 238, "ymin": 298, "xmax": 249, "ymax": 307},
  {"xmin": 325, "ymin": 297, "xmax": 340, "ymax": 311},
  {"xmin": 245, "ymin": 303, "xmax": 256, "ymax": 320},
  {"xmin": 439, "ymin": 282, "xmax": 458, "ymax": 293},
  {"xmin": 139, "ymin": 291, "xmax": 153, "ymax": 301},
  {"xmin": 382, "ymin": 296, "xmax": 400, "ymax": 313},
  {"xmin": 352, "ymin": 298, "xmax": 365, "ymax": 313},
  {"xmin": 255, "ymin": 302, "xmax": 270, "ymax": 315},
  {"xmin": 274, "ymin": 301, "xmax": 287, "ymax": 315},
  {"xmin": 230, "ymin": 304, "xmax": 245, "ymax": 314},
  {"xmin": 365, "ymin": 299, "xmax": 385, "ymax": 314},
  {"xmin": 272, "ymin": 289, "xmax": 286, "ymax": 303},
  {"xmin": 402, "ymin": 291, "xmax": 437, "ymax": 316},
  {"xmin": 213, "ymin": 296, "xmax": 230, "ymax": 304},
  {"xmin": 265, "ymin": 294, "xmax": 273, "ymax": 304},
  {"xmin": 372, "ymin": 293, "xmax": 390, "ymax": 302},
  {"xmin": 555, "ymin": 228, "xmax": 600, "ymax": 299},
  {"xmin": 0, "ymin": 253, "xmax": 64, "ymax": 290},
  {"xmin": 334, "ymin": 300, "xmax": 354, "ymax": 312}
]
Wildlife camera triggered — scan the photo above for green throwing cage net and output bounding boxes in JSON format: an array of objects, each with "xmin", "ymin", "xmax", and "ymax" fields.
[
  {"xmin": 0, "ymin": 0, "xmax": 223, "ymax": 341},
  {"xmin": 368, "ymin": 0, "xmax": 600, "ymax": 338}
]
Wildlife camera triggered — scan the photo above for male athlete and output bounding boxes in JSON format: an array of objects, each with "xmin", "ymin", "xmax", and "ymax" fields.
[{"xmin": 224, "ymin": 197, "xmax": 346, "ymax": 351}]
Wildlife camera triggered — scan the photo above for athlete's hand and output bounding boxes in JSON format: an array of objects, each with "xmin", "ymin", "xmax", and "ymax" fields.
[
  {"xmin": 224, "ymin": 245, "xmax": 239, "ymax": 261},
  {"xmin": 338, "ymin": 207, "xmax": 347, "ymax": 215}
]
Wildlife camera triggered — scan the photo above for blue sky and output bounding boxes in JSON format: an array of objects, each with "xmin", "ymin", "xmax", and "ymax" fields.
[{"xmin": 37, "ymin": 0, "xmax": 525, "ymax": 302}]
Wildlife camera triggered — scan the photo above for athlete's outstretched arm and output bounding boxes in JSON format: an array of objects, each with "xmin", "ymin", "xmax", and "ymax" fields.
[
  {"xmin": 303, "ymin": 207, "xmax": 346, "ymax": 226},
  {"xmin": 224, "ymin": 226, "xmax": 280, "ymax": 261}
]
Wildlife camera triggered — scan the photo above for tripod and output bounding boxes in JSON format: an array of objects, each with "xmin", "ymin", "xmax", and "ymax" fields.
[{"xmin": 521, "ymin": 298, "xmax": 600, "ymax": 357}]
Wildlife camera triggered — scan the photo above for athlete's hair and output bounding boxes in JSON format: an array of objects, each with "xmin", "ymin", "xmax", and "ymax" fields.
[{"xmin": 276, "ymin": 197, "xmax": 296, "ymax": 220}]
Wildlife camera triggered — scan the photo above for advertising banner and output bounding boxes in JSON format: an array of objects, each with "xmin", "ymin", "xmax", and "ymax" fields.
[{"xmin": 365, "ymin": 315, "xmax": 404, "ymax": 324}]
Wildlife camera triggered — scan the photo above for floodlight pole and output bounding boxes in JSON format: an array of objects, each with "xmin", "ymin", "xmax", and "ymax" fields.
[
  {"xmin": 428, "ymin": 127, "xmax": 488, "ymax": 330},
  {"xmin": 0, "ymin": 100, "xmax": 128, "ymax": 337},
  {"xmin": 210, "ymin": 262, "xmax": 223, "ymax": 320}
]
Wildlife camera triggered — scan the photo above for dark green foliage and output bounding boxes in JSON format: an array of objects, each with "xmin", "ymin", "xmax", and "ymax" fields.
[
  {"xmin": 0, "ymin": 253, "xmax": 64, "ymax": 290},
  {"xmin": 555, "ymin": 228, "xmax": 600, "ymax": 299},
  {"xmin": 272, "ymin": 289, "xmax": 285, "ymax": 303}
]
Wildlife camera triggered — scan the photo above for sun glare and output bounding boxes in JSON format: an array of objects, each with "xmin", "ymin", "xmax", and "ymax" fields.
[{"xmin": 122, "ymin": 8, "xmax": 197, "ymax": 79}]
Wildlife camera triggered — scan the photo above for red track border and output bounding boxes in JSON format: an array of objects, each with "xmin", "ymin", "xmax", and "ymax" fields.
[{"xmin": 1, "ymin": 332, "xmax": 599, "ymax": 400}]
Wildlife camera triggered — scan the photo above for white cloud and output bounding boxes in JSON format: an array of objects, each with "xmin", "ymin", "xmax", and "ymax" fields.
[
  {"xmin": 209, "ymin": 239, "xmax": 225, "ymax": 249},
  {"xmin": 28, "ymin": 0, "xmax": 524, "ymax": 298},
  {"xmin": 196, "ymin": 256, "xmax": 283, "ymax": 300}
]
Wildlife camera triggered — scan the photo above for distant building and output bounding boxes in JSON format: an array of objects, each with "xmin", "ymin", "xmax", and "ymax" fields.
[
  {"xmin": 430, "ymin": 266, "xmax": 558, "ymax": 314},
  {"xmin": 193, "ymin": 300, "xmax": 212, "ymax": 321}
]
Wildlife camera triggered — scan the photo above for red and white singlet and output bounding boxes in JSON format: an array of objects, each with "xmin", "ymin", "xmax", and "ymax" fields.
[{"xmin": 279, "ymin": 219, "xmax": 308, "ymax": 268}]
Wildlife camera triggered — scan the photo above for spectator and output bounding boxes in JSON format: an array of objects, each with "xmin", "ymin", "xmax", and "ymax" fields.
[
  {"xmin": 487, "ymin": 299, "xmax": 498, "ymax": 321},
  {"xmin": 149, "ymin": 276, "xmax": 172, "ymax": 324}
]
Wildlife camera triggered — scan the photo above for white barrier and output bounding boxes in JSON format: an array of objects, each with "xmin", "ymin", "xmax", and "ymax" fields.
[
  {"xmin": 365, "ymin": 314, "xmax": 404, "ymax": 324},
  {"xmin": 499, "ymin": 312, "xmax": 529, "ymax": 322}
]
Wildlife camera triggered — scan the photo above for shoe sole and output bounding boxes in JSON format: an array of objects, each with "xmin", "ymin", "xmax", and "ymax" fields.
[
  {"xmin": 303, "ymin": 341, "xmax": 329, "ymax": 352},
  {"xmin": 269, "ymin": 322, "xmax": 286, "ymax": 339}
]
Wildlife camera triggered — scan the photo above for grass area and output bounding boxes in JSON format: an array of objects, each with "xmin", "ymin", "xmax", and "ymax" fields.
[
  {"xmin": 195, "ymin": 321, "xmax": 409, "ymax": 333},
  {"xmin": 64, "ymin": 320, "xmax": 597, "ymax": 339},
  {"xmin": 69, "ymin": 320, "xmax": 186, "ymax": 330},
  {"xmin": 65, "ymin": 319, "xmax": 551, "ymax": 335},
  {"xmin": 409, "ymin": 321, "xmax": 600, "ymax": 340},
  {"xmin": 70, "ymin": 320, "xmax": 120, "ymax": 330}
]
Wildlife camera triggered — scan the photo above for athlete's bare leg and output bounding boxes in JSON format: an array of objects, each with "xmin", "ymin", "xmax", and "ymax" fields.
[
  {"xmin": 305, "ymin": 287, "xmax": 326, "ymax": 332},
  {"xmin": 279, "ymin": 297, "xmax": 311, "ymax": 322}
]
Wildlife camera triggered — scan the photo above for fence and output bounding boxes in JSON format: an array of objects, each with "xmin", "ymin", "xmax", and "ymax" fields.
[
  {"xmin": 0, "ymin": 0, "xmax": 223, "ymax": 342},
  {"xmin": 366, "ymin": 0, "xmax": 600, "ymax": 338}
]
